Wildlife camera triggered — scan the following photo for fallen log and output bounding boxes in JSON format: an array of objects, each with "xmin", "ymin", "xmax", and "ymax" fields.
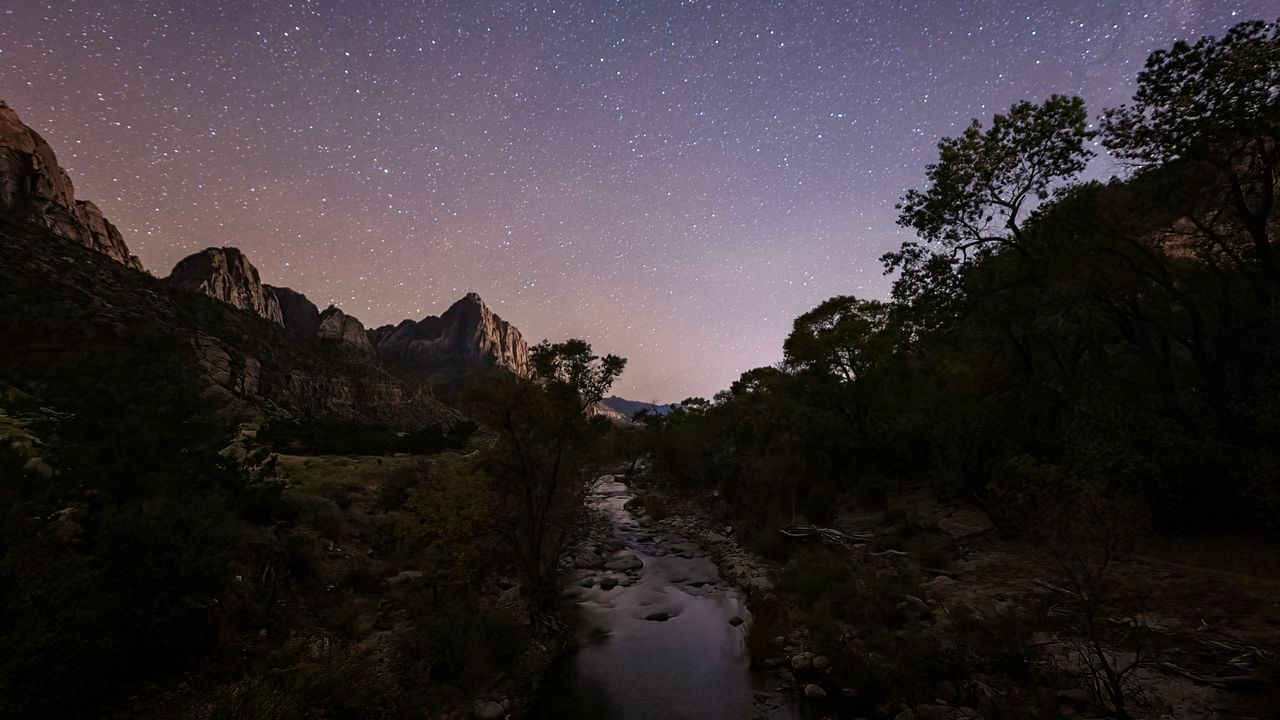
[
  {"xmin": 779, "ymin": 524, "xmax": 873, "ymax": 548},
  {"xmin": 1154, "ymin": 661, "xmax": 1267, "ymax": 688}
]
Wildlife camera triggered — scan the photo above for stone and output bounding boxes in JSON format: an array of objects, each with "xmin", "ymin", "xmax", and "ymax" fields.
[
  {"xmin": 605, "ymin": 552, "xmax": 643, "ymax": 571},
  {"xmin": 899, "ymin": 594, "xmax": 933, "ymax": 616},
  {"xmin": 645, "ymin": 611, "xmax": 671, "ymax": 622},
  {"xmin": 935, "ymin": 680, "xmax": 960, "ymax": 704},
  {"xmin": 811, "ymin": 655, "xmax": 831, "ymax": 671},
  {"xmin": 386, "ymin": 570, "xmax": 424, "ymax": 586},
  {"xmin": 579, "ymin": 577, "xmax": 595, "ymax": 588},
  {"xmin": 802, "ymin": 684, "xmax": 827, "ymax": 699},
  {"xmin": 473, "ymin": 700, "xmax": 505, "ymax": 720},
  {"xmin": 729, "ymin": 616, "xmax": 744, "ymax": 626},
  {"xmin": 913, "ymin": 704, "xmax": 953, "ymax": 720},
  {"xmin": 167, "ymin": 247, "xmax": 284, "ymax": 324},
  {"xmin": 790, "ymin": 652, "xmax": 815, "ymax": 671},
  {"xmin": 599, "ymin": 577, "xmax": 618, "ymax": 590},
  {"xmin": 575, "ymin": 550, "xmax": 604, "ymax": 569}
]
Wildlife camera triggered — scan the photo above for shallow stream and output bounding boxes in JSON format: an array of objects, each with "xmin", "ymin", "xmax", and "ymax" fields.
[{"xmin": 536, "ymin": 476, "xmax": 802, "ymax": 720}]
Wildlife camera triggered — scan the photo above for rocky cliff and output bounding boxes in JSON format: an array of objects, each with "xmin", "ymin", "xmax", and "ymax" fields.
[
  {"xmin": 371, "ymin": 292, "xmax": 530, "ymax": 375},
  {"xmin": 167, "ymin": 247, "xmax": 285, "ymax": 325},
  {"xmin": 3, "ymin": 97, "xmax": 527, "ymax": 421},
  {"xmin": 0, "ymin": 220, "xmax": 455, "ymax": 429},
  {"xmin": 0, "ymin": 98, "xmax": 142, "ymax": 270},
  {"xmin": 317, "ymin": 305, "xmax": 375, "ymax": 355},
  {"xmin": 268, "ymin": 284, "xmax": 322, "ymax": 340},
  {"xmin": 165, "ymin": 244, "xmax": 524, "ymax": 372}
]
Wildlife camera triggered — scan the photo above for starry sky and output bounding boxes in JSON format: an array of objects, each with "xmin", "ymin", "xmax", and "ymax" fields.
[{"xmin": 1, "ymin": 1, "xmax": 1271, "ymax": 401}]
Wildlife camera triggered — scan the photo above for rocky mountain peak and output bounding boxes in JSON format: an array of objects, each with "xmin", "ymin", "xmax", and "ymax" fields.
[
  {"xmin": 370, "ymin": 292, "xmax": 530, "ymax": 375},
  {"xmin": 166, "ymin": 247, "xmax": 284, "ymax": 325},
  {"xmin": 0, "ymin": 98, "xmax": 142, "ymax": 269},
  {"xmin": 317, "ymin": 305, "xmax": 375, "ymax": 355}
]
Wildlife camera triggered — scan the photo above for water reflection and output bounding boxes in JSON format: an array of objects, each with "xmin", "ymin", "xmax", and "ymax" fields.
[{"xmin": 536, "ymin": 478, "xmax": 799, "ymax": 720}]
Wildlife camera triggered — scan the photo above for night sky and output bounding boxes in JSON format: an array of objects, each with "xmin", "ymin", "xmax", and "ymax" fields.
[{"xmin": 1, "ymin": 1, "xmax": 1270, "ymax": 401}]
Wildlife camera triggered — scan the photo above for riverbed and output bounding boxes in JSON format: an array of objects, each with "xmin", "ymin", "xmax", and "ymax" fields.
[{"xmin": 535, "ymin": 476, "xmax": 802, "ymax": 720}]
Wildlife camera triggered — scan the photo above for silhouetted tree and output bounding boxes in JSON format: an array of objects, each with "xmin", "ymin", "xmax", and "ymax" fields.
[
  {"xmin": 470, "ymin": 340, "xmax": 624, "ymax": 607},
  {"xmin": 1102, "ymin": 20, "xmax": 1280, "ymax": 287}
]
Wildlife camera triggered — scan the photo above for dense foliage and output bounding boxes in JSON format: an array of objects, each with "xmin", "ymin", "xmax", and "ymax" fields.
[{"xmin": 636, "ymin": 20, "xmax": 1280, "ymax": 537}]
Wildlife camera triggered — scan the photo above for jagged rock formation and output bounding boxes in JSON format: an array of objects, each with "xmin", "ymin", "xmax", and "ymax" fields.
[
  {"xmin": 167, "ymin": 247, "xmax": 285, "ymax": 325},
  {"xmin": 600, "ymin": 395, "xmax": 672, "ymax": 418},
  {"xmin": 165, "ymin": 249, "xmax": 523, "ymax": 373},
  {"xmin": 370, "ymin": 292, "xmax": 530, "ymax": 375},
  {"xmin": 268, "ymin": 284, "xmax": 321, "ymax": 340},
  {"xmin": 317, "ymin": 305, "xmax": 375, "ymax": 355},
  {"xmin": 0, "ymin": 220, "xmax": 455, "ymax": 428},
  {"xmin": 0, "ymin": 98, "xmax": 142, "ymax": 270}
]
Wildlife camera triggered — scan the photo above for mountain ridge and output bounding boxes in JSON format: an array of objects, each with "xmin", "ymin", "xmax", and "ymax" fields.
[{"xmin": 0, "ymin": 96, "xmax": 528, "ymax": 424}]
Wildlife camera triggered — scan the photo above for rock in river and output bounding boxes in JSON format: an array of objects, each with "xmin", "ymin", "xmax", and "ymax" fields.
[
  {"xmin": 604, "ymin": 552, "xmax": 643, "ymax": 571},
  {"xmin": 802, "ymin": 684, "xmax": 827, "ymax": 700}
]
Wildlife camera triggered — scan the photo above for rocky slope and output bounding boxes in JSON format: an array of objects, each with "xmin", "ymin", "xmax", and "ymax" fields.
[
  {"xmin": 317, "ymin": 305, "xmax": 375, "ymax": 355},
  {"xmin": 0, "ymin": 98, "xmax": 141, "ymax": 270},
  {"xmin": 370, "ymin": 292, "xmax": 530, "ymax": 376},
  {"xmin": 269, "ymin": 284, "xmax": 322, "ymax": 340},
  {"xmin": 163, "ymin": 246, "xmax": 522, "ymax": 371},
  {"xmin": 0, "ymin": 98, "xmax": 525, "ymax": 425},
  {"xmin": 167, "ymin": 247, "xmax": 285, "ymax": 325},
  {"xmin": 0, "ymin": 220, "xmax": 457, "ymax": 428}
]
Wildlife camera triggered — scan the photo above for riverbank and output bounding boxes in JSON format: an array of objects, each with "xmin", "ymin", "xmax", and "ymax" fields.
[{"xmin": 626, "ymin": 477, "xmax": 1280, "ymax": 720}]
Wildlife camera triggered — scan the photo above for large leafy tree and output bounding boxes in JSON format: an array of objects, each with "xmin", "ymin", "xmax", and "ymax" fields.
[
  {"xmin": 783, "ymin": 295, "xmax": 892, "ymax": 383},
  {"xmin": 530, "ymin": 339, "xmax": 627, "ymax": 410},
  {"xmin": 1101, "ymin": 20, "xmax": 1280, "ymax": 287},
  {"xmin": 470, "ymin": 340, "xmax": 625, "ymax": 607},
  {"xmin": 885, "ymin": 96, "xmax": 1094, "ymax": 309},
  {"xmin": 896, "ymin": 95, "xmax": 1093, "ymax": 255}
]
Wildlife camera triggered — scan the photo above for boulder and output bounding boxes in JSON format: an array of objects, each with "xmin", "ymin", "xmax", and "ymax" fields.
[
  {"xmin": 790, "ymin": 652, "xmax": 815, "ymax": 671},
  {"xmin": 605, "ymin": 552, "xmax": 643, "ymax": 571},
  {"xmin": 575, "ymin": 550, "xmax": 604, "ymax": 569},
  {"xmin": 802, "ymin": 684, "xmax": 827, "ymax": 699},
  {"xmin": 473, "ymin": 700, "xmax": 505, "ymax": 720}
]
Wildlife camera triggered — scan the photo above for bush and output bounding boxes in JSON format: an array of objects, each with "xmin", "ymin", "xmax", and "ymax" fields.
[
  {"xmin": 282, "ymin": 490, "xmax": 342, "ymax": 539},
  {"xmin": 257, "ymin": 417, "xmax": 475, "ymax": 456},
  {"xmin": 948, "ymin": 605, "xmax": 1036, "ymax": 679}
]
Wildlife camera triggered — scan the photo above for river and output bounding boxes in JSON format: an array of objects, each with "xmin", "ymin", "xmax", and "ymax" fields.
[{"xmin": 535, "ymin": 476, "xmax": 804, "ymax": 720}]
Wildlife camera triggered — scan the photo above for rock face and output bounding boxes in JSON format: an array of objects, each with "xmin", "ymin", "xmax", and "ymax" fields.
[
  {"xmin": 0, "ymin": 222, "xmax": 456, "ymax": 429},
  {"xmin": 267, "ymin": 285, "xmax": 321, "ymax": 340},
  {"xmin": 167, "ymin": 247, "xmax": 285, "ymax": 324},
  {"xmin": 370, "ymin": 292, "xmax": 529, "ymax": 375},
  {"xmin": 317, "ymin": 305, "xmax": 375, "ymax": 355},
  {"xmin": 0, "ymin": 98, "xmax": 142, "ymax": 269}
]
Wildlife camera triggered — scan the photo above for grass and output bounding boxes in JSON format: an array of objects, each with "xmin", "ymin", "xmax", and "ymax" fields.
[{"xmin": 275, "ymin": 454, "xmax": 427, "ymax": 506}]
